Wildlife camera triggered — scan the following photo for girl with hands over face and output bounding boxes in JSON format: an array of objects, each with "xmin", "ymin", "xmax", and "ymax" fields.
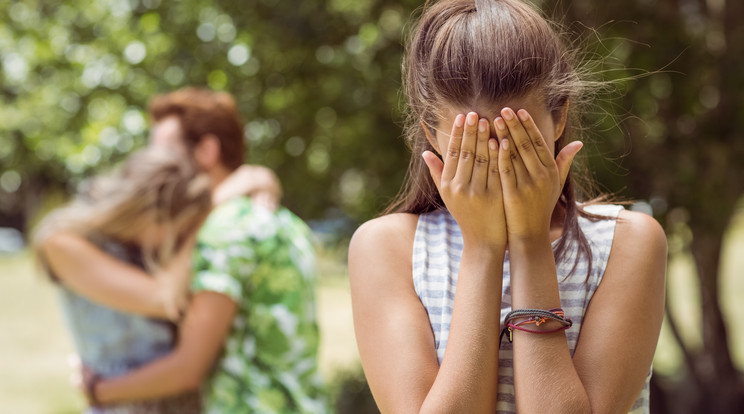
[{"xmin": 349, "ymin": 1, "xmax": 666, "ymax": 413}]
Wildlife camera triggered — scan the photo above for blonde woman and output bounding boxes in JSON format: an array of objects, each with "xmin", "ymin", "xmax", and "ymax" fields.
[{"xmin": 35, "ymin": 148, "xmax": 212, "ymax": 413}]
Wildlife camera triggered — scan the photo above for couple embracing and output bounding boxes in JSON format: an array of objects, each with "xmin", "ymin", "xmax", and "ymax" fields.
[{"xmin": 35, "ymin": 87, "xmax": 328, "ymax": 413}]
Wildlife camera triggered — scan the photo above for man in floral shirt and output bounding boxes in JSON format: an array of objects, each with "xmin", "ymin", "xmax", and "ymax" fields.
[{"xmin": 193, "ymin": 197, "xmax": 327, "ymax": 413}]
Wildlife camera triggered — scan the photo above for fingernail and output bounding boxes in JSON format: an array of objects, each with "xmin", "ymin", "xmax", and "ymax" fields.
[
  {"xmin": 478, "ymin": 118, "xmax": 487, "ymax": 132},
  {"xmin": 501, "ymin": 108, "xmax": 514, "ymax": 121},
  {"xmin": 466, "ymin": 112, "xmax": 477, "ymax": 126},
  {"xmin": 495, "ymin": 117, "xmax": 506, "ymax": 131},
  {"xmin": 489, "ymin": 138, "xmax": 498, "ymax": 151},
  {"xmin": 517, "ymin": 109, "xmax": 529, "ymax": 121},
  {"xmin": 502, "ymin": 139, "xmax": 509, "ymax": 150},
  {"xmin": 455, "ymin": 114, "xmax": 465, "ymax": 127}
]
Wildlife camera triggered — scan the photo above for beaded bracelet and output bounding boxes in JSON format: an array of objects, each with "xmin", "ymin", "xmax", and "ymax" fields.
[{"xmin": 499, "ymin": 308, "xmax": 573, "ymax": 346}]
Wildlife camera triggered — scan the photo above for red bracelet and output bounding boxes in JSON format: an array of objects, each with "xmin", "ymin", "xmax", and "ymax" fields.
[
  {"xmin": 499, "ymin": 308, "xmax": 573, "ymax": 346},
  {"xmin": 512, "ymin": 310, "xmax": 565, "ymax": 327},
  {"xmin": 503, "ymin": 323, "xmax": 571, "ymax": 343}
]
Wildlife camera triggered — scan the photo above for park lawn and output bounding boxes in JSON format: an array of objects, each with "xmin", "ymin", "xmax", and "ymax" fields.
[
  {"xmin": 0, "ymin": 250, "xmax": 358, "ymax": 413},
  {"xmin": 1, "ymin": 210, "xmax": 743, "ymax": 412}
]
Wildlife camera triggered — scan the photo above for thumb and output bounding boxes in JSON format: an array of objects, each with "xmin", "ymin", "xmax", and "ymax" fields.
[
  {"xmin": 422, "ymin": 151, "xmax": 444, "ymax": 193},
  {"xmin": 555, "ymin": 141, "xmax": 583, "ymax": 189}
]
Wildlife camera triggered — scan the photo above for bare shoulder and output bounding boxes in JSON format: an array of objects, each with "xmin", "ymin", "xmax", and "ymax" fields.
[
  {"xmin": 614, "ymin": 209, "xmax": 667, "ymax": 257},
  {"xmin": 606, "ymin": 209, "xmax": 667, "ymax": 284},
  {"xmin": 348, "ymin": 213, "xmax": 419, "ymax": 287},
  {"xmin": 351, "ymin": 213, "xmax": 418, "ymax": 246},
  {"xmin": 349, "ymin": 213, "xmax": 419, "ymax": 260}
]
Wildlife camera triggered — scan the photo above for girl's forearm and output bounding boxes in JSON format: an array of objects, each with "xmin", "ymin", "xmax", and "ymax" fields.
[
  {"xmin": 508, "ymin": 238, "xmax": 591, "ymax": 414},
  {"xmin": 422, "ymin": 243, "xmax": 505, "ymax": 413}
]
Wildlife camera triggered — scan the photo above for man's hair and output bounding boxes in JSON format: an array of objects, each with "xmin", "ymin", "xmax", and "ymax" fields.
[{"xmin": 149, "ymin": 87, "xmax": 245, "ymax": 171}]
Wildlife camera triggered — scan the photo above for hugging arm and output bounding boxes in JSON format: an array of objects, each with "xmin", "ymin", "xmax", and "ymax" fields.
[
  {"xmin": 351, "ymin": 113, "xmax": 506, "ymax": 413},
  {"xmin": 494, "ymin": 108, "xmax": 666, "ymax": 413},
  {"xmin": 92, "ymin": 290, "xmax": 236, "ymax": 402},
  {"xmin": 212, "ymin": 164, "xmax": 282, "ymax": 211},
  {"xmin": 40, "ymin": 232, "xmax": 194, "ymax": 321}
]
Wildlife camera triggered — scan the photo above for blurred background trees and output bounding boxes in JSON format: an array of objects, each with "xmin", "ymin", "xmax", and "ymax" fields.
[
  {"xmin": 0, "ymin": 0, "xmax": 422, "ymax": 233},
  {"xmin": 553, "ymin": 0, "xmax": 744, "ymax": 412},
  {"xmin": 1, "ymin": 0, "xmax": 742, "ymax": 412}
]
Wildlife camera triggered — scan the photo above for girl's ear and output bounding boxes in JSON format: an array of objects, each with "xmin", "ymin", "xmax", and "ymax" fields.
[
  {"xmin": 420, "ymin": 121, "xmax": 440, "ymax": 153},
  {"xmin": 553, "ymin": 99, "xmax": 570, "ymax": 142}
]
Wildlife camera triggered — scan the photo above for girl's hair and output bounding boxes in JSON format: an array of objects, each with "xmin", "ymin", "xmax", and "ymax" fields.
[
  {"xmin": 387, "ymin": 0, "xmax": 607, "ymax": 273},
  {"xmin": 33, "ymin": 148, "xmax": 212, "ymax": 272}
]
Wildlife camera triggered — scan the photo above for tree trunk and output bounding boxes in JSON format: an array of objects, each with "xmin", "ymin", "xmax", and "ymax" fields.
[{"xmin": 688, "ymin": 225, "xmax": 744, "ymax": 413}]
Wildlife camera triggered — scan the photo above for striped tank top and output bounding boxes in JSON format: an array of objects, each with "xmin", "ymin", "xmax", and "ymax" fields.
[{"xmin": 412, "ymin": 204, "xmax": 650, "ymax": 413}]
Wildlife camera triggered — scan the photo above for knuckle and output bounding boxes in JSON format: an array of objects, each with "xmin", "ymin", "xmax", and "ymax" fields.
[
  {"xmin": 460, "ymin": 149, "xmax": 474, "ymax": 160},
  {"xmin": 447, "ymin": 149, "xmax": 460, "ymax": 158},
  {"xmin": 474, "ymin": 154, "xmax": 489, "ymax": 165},
  {"xmin": 489, "ymin": 165, "xmax": 500, "ymax": 175},
  {"xmin": 509, "ymin": 151, "xmax": 519, "ymax": 161},
  {"xmin": 532, "ymin": 138, "xmax": 544, "ymax": 147},
  {"xmin": 519, "ymin": 140, "xmax": 532, "ymax": 151},
  {"xmin": 500, "ymin": 165, "xmax": 512, "ymax": 175}
]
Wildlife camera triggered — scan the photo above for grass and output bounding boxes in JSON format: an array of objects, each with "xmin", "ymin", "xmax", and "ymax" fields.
[
  {"xmin": 1, "ymin": 210, "xmax": 743, "ymax": 412},
  {"xmin": 0, "ymin": 252, "xmax": 83, "ymax": 413},
  {"xmin": 0, "ymin": 249, "xmax": 359, "ymax": 413}
]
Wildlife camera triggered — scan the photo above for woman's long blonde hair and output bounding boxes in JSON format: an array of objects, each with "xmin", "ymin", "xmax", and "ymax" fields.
[{"xmin": 33, "ymin": 147, "xmax": 212, "ymax": 271}]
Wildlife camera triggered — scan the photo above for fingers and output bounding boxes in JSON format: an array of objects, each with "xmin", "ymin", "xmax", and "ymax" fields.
[
  {"xmin": 252, "ymin": 193, "xmax": 279, "ymax": 212},
  {"xmin": 470, "ymin": 118, "xmax": 491, "ymax": 189},
  {"xmin": 493, "ymin": 116, "xmax": 524, "ymax": 187},
  {"xmin": 498, "ymin": 137, "xmax": 516, "ymax": 192},
  {"xmin": 453, "ymin": 112, "xmax": 480, "ymax": 183},
  {"xmin": 486, "ymin": 138, "xmax": 501, "ymax": 191},
  {"xmin": 500, "ymin": 107, "xmax": 540, "ymax": 175},
  {"xmin": 516, "ymin": 109, "xmax": 554, "ymax": 167},
  {"xmin": 427, "ymin": 111, "xmax": 501, "ymax": 199},
  {"xmin": 441, "ymin": 114, "xmax": 465, "ymax": 183},
  {"xmin": 555, "ymin": 141, "xmax": 583, "ymax": 190}
]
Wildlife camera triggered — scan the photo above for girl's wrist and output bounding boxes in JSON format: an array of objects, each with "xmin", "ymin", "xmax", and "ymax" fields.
[
  {"xmin": 462, "ymin": 239, "xmax": 507, "ymax": 263},
  {"xmin": 507, "ymin": 231, "xmax": 552, "ymax": 250}
]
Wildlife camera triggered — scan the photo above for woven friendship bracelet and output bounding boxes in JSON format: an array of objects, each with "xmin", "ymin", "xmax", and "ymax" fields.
[{"xmin": 498, "ymin": 308, "xmax": 573, "ymax": 347}]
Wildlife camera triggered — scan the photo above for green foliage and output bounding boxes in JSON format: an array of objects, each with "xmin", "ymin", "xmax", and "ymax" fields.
[
  {"xmin": 553, "ymin": 0, "xmax": 744, "ymax": 232},
  {"xmin": 0, "ymin": 0, "xmax": 423, "ymax": 229}
]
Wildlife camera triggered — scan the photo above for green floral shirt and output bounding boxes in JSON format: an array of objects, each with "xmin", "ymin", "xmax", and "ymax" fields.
[{"xmin": 191, "ymin": 197, "xmax": 328, "ymax": 413}]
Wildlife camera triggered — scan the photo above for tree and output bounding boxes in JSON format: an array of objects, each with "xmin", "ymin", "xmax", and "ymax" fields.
[
  {"xmin": 552, "ymin": 0, "xmax": 744, "ymax": 412},
  {"xmin": 0, "ymin": 0, "xmax": 423, "ymax": 232}
]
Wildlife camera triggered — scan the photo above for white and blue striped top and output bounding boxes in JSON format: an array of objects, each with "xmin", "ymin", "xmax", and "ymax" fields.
[{"xmin": 412, "ymin": 204, "xmax": 650, "ymax": 413}]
